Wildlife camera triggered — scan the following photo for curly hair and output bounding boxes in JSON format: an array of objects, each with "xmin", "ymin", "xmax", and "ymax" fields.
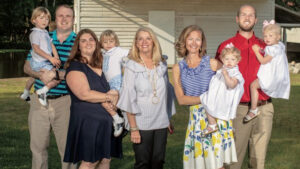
[{"xmin": 220, "ymin": 46, "xmax": 241, "ymax": 61}]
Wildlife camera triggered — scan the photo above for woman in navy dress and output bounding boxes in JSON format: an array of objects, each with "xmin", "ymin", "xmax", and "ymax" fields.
[{"xmin": 63, "ymin": 29, "xmax": 119, "ymax": 169}]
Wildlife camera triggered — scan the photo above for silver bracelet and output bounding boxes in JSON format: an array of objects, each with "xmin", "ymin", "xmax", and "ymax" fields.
[{"xmin": 130, "ymin": 127, "xmax": 139, "ymax": 131}]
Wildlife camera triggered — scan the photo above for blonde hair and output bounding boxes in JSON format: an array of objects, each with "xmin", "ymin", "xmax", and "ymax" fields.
[
  {"xmin": 263, "ymin": 23, "xmax": 281, "ymax": 36},
  {"xmin": 129, "ymin": 27, "xmax": 164, "ymax": 65},
  {"xmin": 175, "ymin": 25, "xmax": 207, "ymax": 58},
  {"xmin": 220, "ymin": 46, "xmax": 241, "ymax": 61},
  {"xmin": 99, "ymin": 30, "xmax": 120, "ymax": 48},
  {"xmin": 31, "ymin": 7, "xmax": 51, "ymax": 25}
]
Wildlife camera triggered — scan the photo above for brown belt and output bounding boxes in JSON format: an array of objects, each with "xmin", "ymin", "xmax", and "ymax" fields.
[
  {"xmin": 239, "ymin": 98, "xmax": 272, "ymax": 107},
  {"xmin": 47, "ymin": 94, "xmax": 68, "ymax": 99}
]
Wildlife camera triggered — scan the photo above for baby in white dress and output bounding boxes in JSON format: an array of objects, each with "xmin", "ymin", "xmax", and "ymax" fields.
[
  {"xmin": 200, "ymin": 44, "xmax": 244, "ymax": 135},
  {"xmin": 244, "ymin": 20, "xmax": 290, "ymax": 122}
]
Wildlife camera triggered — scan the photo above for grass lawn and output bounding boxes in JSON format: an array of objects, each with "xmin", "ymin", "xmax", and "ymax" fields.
[{"xmin": 0, "ymin": 74, "xmax": 300, "ymax": 169}]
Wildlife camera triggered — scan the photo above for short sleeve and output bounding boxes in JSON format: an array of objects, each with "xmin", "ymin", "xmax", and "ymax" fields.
[
  {"xmin": 265, "ymin": 45, "xmax": 280, "ymax": 58},
  {"xmin": 30, "ymin": 30, "xmax": 41, "ymax": 46},
  {"xmin": 117, "ymin": 67, "xmax": 141, "ymax": 114},
  {"xmin": 66, "ymin": 61, "xmax": 86, "ymax": 75}
]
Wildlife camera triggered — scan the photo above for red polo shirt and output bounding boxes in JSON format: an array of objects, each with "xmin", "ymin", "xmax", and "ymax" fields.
[{"xmin": 215, "ymin": 32, "xmax": 269, "ymax": 102}]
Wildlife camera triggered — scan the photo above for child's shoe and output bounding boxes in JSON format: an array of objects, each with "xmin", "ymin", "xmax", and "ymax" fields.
[
  {"xmin": 36, "ymin": 87, "xmax": 49, "ymax": 106},
  {"xmin": 20, "ymin": 89, "xmax": 30, "ymax": 101},
  {"xmin": 243, "ymin": 108, "xmax": 260, "ymax": 123},
  {"xmin": 112, "ymin": 114, "xmax": 124, "ymax": 137},
  {"xmin": 202, "ymin": 124, "xmax": 219, "ymax": 136}
]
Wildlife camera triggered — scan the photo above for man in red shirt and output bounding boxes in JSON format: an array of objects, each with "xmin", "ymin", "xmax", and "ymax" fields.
[{"xmin": 216, "ymin": 4, "xmax": 274, "ymax": 169}]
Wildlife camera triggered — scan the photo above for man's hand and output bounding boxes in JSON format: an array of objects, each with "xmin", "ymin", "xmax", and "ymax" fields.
[{"xmin": 49, "ymin": 57, "xmax": 61, "ymax": 68}]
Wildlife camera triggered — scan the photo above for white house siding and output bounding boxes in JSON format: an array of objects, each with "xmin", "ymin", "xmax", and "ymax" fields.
[
  {"xmin": 286, "ymin": 28, "xmax": 300, "ymax": 43},
  {"xmin": 75, "ymin": 0, "xmax": 274, "ymax": 62}
]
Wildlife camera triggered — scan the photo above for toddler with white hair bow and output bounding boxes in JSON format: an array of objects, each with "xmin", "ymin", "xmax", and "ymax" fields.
[
  {"xmin": 244, "ymin": 20, "xmax": 290, "ymax": 122},
  {"xmin": 200, "ymin": 43, "xmax": 244, "ymax": 136}
]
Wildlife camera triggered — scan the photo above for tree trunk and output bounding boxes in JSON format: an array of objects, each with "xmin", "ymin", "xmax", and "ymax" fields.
[{"xmin": 45, "ymin": 0, "xmax": 48, "ymax": 8}]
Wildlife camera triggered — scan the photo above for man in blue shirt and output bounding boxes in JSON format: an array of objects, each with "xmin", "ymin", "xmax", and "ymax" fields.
[{"xmin": 24, "ymin": 5, "xmax": 77, "ymax": 169}]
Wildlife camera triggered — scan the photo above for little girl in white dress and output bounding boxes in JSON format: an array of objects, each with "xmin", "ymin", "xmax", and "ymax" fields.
[
  {"xmin": 244, "ymin": 20, "xmax": 290, "ymax": 122},
  {"xmin": 200, "ymin": 43, "xmax": 244, "ymax": 135}
]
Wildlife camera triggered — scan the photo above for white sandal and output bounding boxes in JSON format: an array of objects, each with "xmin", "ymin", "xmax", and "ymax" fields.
[
  {"xmin": 243, "ymin": 109, "xmax": 260, "ymax": 123},
  {"xmin": 203, "ymin": 124, "xmax": 218, "ymax": 136}
]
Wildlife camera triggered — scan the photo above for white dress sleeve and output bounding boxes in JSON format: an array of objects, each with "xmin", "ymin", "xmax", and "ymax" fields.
[{"xmin": 265, "ymin": 45, "xmax": 279, "ymax": 58}]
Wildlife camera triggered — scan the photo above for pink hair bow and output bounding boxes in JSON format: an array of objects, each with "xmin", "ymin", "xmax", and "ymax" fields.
[
  {"xmin": 225, "ymin": 42, "xmax": 234, "ymax": 49},
  {"xmin": 263, "ymin": 19, "xmax": 275, "ymax": 28}
]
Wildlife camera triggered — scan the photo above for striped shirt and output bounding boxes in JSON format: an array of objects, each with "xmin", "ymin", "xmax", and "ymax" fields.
[
  {"xmin": 179, "ymin": 55, "xmax": 215, "ymax": 96},
  {"xmin": 26, "ymin": 30, "xmax": 76, "ymax": 95}
]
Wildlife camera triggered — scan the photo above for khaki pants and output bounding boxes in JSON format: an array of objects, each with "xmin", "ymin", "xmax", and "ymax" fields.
[
  {"xmin": 230, "ymin": 103, "xmax": 274, "ymax": 169},
  {"xmin": 28, "ymin": 94, "xmax": 77, "ymax": 169}
]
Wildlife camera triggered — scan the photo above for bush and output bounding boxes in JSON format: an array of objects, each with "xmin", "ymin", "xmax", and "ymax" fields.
[{"xmin": 0, "ymin": 41, "xmax": 31, "ymax": 50}]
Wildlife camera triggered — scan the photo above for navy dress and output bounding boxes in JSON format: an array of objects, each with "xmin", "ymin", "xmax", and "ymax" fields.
[{"xmin": 64, "ymin": 61, "xmax": 121, "ymax": 163}]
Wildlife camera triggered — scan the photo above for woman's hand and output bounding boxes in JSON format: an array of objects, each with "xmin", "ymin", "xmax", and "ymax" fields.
[
  {"xmin": 168, "ymin": 121, "xmax": 174, "ymax": 134},
  {"xmin": 107, "ymin": 91, "xmax": 119, "ymax": 106},
  {"xmin": 130, "ymin": 130, "xmax": 141, "ymax": 144},
  {"xmin": 101, "ymin": 102, "xmax": 114, "ymax": 112}
]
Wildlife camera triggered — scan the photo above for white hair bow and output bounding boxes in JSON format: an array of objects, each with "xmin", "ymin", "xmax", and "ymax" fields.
[
  {"xmin": 263, "ymin": 19, "xmax": 275, "ymax": 28},
  {"xmin": 225, "ymin": 43, "xmax": 234, "ymax": 49}
]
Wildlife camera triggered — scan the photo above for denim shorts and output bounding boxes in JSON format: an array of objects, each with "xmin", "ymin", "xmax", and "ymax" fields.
[{"xmin": 30, "ymin": 59, "xmax": 53, "ymax": 71}]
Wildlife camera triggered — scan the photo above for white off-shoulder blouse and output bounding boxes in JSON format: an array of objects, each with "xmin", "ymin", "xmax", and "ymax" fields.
[{"xmin": 117, "ymin": 57, "xmax": 176, "ymax": 130}]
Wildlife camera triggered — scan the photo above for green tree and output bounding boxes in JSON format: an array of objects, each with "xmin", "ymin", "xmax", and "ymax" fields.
[{"xmin": 0, "ymin": 0, "xmax": 73, "ymax": 48}]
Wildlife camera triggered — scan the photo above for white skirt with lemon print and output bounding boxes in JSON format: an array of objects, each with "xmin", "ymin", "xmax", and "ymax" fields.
[{"xmin": 183, "ymin": 105, "xmax": 237, "ymax": 169}]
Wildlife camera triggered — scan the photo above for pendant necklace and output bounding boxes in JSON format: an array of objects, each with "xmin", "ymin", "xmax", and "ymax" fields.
[{"xmin": 140, "ymin": 57, "xmax": 160, "ymax": 104}]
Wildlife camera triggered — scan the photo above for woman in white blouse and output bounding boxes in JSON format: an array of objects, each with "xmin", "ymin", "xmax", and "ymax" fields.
[{"xmin": 117, "ymin": 27, "xmax": 176, "ymax": 169}]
